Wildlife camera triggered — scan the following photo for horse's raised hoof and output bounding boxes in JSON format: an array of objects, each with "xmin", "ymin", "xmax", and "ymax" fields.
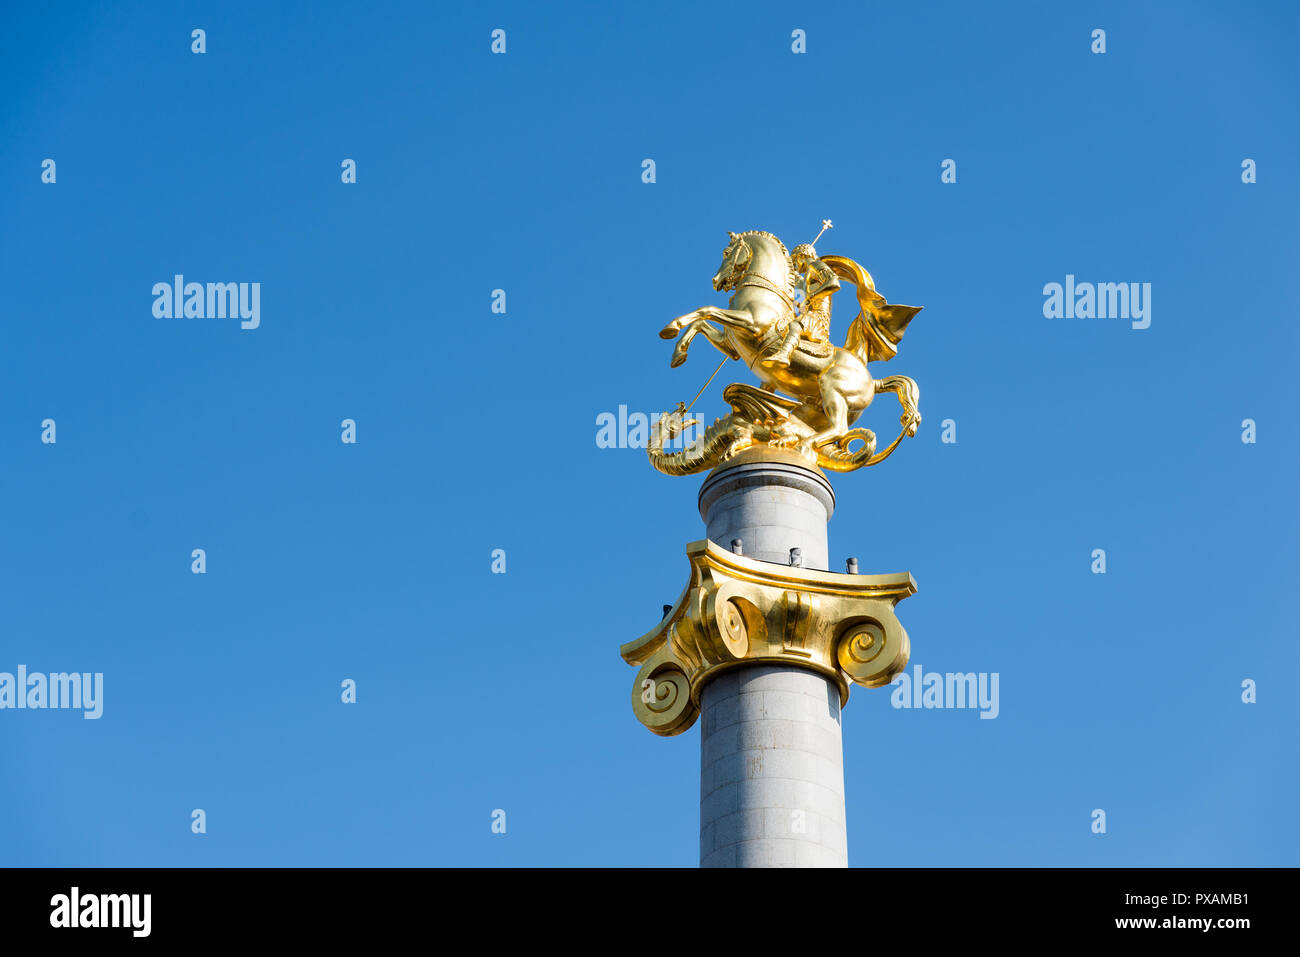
[
  {"xmin": 659, "ymin": 321, "xmax": 681, "ymax": 339},
  {"xmin": 669, "ymin": 350, "xmax": 688, "ymax": 368}
]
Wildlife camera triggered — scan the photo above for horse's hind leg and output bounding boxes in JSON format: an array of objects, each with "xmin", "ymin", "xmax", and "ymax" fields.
[
  {"xmin": 875, "ymin": 374, "xmax": 921, "ymax": 434},
  {"xmin": 804, "ymin": 380, "xmax": 851, "ymax": 454}
]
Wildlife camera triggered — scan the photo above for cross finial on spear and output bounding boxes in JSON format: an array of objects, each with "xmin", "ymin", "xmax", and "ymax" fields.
[{"xmin": 811, "ymin": 219, "xmax": 833, "ymax": 246}]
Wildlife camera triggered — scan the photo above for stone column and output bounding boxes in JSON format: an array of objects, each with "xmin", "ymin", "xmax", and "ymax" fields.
[
  {"xmin": 697, "ymin": 451, "xmax": 835, "ymax": 571},
  {"xmin": 696, "ymin": 449, "xmax": 847, "ymax": 867},
  {"xmin": 619, "ymin": 449, "xmax": 914, "ymax": 870},
  {"xmin": 699, "ymin": 665, "xmax": 847, "ymax": 866}
]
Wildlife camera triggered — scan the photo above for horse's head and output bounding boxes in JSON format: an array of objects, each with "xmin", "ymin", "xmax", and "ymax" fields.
[{"xmin": 712, "ymin": 232, "xmax": 752, "ymax": 291}]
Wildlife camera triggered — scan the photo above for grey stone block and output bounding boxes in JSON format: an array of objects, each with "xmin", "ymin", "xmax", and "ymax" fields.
[
  {"xmin": 734, "ymin": 838, "xmax": 798, "ymax": 868},
  {"xmin": 795, "ymin": 839, "xmax": 847, "ymax": 868}
]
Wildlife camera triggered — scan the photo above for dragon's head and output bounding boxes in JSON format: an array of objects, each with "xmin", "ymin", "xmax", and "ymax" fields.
[{"xmin": 657, "ymin": 409, "xmax": 699, "ymax": 438}]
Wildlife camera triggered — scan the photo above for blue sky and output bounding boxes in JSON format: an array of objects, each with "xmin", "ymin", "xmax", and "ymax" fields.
[{"xmin": 1, "ymin": 0, "xmax": 1296, "ymax": 866}]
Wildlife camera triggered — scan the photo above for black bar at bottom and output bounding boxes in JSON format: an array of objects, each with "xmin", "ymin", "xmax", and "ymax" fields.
[{"xmin": 0, "ymin": 867, "xmax": 1282, "ymax": 943}]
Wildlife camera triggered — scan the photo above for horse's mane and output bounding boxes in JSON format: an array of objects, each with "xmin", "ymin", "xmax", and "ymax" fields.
[
  {"xmin": 738, "ymin": 230, "xmax": 789, "ymax": 256},
  {"xmin": 737, "ymin": 230, "xmax": 796, "ymax": 296}
]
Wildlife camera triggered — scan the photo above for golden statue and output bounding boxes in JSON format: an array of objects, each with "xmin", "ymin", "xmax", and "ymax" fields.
[
  {"xmin": 757, "ymin": 242, "xmax": 832, "ymax": 368},
  {"xmin": 652, "ymin": 224, "xmax": 922, "ymax": 474}
]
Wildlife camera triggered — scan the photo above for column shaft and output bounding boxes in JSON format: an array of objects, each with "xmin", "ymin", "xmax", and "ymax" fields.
[
  {"xmin": 695, "ymin": 452, "xmax": 848, "ymax": 867},
  {"xmin": 700, "ymin": 665, "xmax": 848, "ymax": 867}
]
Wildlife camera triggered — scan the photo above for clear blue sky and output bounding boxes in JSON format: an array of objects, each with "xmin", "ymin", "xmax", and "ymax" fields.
[{"xmin": 2, "ymin": 0, "xmax": 1296, "ymax": 866}]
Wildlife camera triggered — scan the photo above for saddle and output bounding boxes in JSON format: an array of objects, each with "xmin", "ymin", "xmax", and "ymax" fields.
[
  {"xmin": 759, "ymin": 322, "xmax": 835, "ymax": 362},
  {"xmin": 794, "ymin": 338, "xmax": 835, "ymax": 359}
]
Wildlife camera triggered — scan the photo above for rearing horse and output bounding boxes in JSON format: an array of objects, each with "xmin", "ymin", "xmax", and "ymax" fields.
[{"xmin": 659, "ymin": 230, "xmax": 920, "ymax": 464}]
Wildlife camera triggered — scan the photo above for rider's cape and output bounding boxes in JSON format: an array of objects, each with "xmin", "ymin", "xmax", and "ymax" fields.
[{"xmin": 820, "ymin": 255, "xmax": 922, "ymax": 364}]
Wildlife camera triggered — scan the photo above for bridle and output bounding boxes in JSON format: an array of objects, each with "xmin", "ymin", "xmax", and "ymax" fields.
[{"xmin": 724, "ymin": 242, "xmax": 795, "ymax": 312}]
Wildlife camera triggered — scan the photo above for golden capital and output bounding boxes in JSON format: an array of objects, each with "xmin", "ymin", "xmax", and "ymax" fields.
[{"xmin": 621, "ymin": 539, "xmax": 914, "ymax": 736}]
